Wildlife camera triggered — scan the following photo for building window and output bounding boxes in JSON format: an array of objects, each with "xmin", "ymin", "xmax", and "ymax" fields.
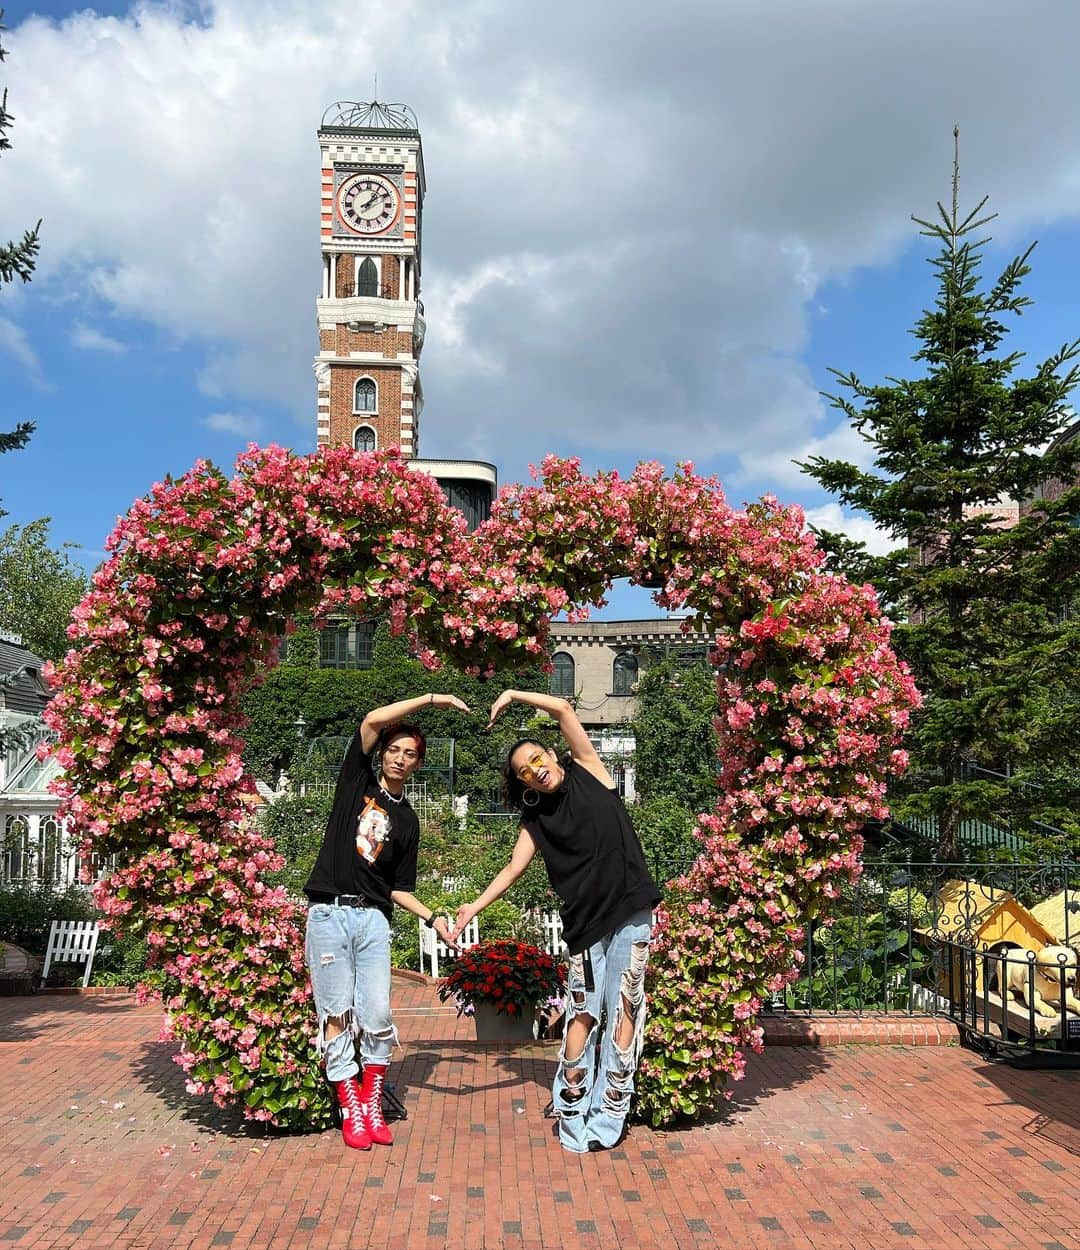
[
  {"xmin": 319, "ymin": 621, "xmax": 376, "ymax": 669},
  {"xmin": 353, "ymin": 377, "xmax": 377, "ymax": 413},
  {"xmin": 3, "ymin": 814, "xmax": 29, "ymax": 885},
  {"xmin": 356, "ymin": 257, "xmax": 379, "ymax": 298},
  {"xmin": 612, "ymin": 651, "xmax": 638, "ymax": 695},
  {"xmin": 354, "ymin": 424, "xmax": 377, "ymax": 453},
  {"xmin": 550, "ymin": 651, "xmax": 575, "ymax": 697}
]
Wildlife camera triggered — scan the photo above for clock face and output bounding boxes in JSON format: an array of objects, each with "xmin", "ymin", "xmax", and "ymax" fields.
[{"xmin": 337, "ymin": 173, "xmax": 401, "ymax": 236}]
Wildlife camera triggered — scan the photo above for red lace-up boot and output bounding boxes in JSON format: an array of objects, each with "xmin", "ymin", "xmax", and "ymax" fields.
[
  {"xmin": 334, "ymin": 1076, "xmax": 372, "ymax": 1150},
  {"xmin": 359, "ymin": 1064, "xmax": 393, "ymax": 1145}
]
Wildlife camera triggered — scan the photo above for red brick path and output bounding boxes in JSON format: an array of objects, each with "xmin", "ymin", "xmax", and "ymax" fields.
[{"xmin": 1, "ymin": 975, "xmax": 1077, "ymax": 1250}]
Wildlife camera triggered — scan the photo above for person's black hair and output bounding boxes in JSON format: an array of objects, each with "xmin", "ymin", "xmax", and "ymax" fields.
[
  {"xmin": 500, "ymin": 738, "xmax": 569, "ymax": 811},
  {"xmin": 377, "ymin": 722, "xmax": 427, "ymax": 764}
]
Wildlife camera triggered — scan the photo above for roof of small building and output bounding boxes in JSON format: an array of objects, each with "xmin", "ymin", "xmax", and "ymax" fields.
[{"xmin": 0, "ymin": 636, "xmax": 50, "ymax": 716}]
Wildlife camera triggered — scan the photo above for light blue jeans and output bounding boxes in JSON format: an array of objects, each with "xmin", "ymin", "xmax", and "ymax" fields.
[
  {"xmin": 305, "ymin": 903, "xmax": 395, "ymax": 1082},
  {"xmin": 554, "ymin": 909, "xmax": 653, "ymax": 1153}
]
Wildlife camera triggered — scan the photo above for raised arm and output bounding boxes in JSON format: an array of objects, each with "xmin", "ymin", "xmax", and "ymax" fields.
[
  {"xmin": 488, "ymin": 689, "xmax": 612, "ymax": 785},
  {"xmin": 360, "ymin": 693, "xmax": 470, "ymax": 753}
]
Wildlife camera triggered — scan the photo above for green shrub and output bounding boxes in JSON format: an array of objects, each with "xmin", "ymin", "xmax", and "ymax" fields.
[
  {"xmin": 0, "ymin": 883, "xmax": 97, "ymax": 954},
  {"xmin": 785, "ymin": 910, "xmax": 931, "ymax": 1011},
  {"xmin": 259, "ymin": 791, "xmax": 333, "ymax": 898},
  {"xmin": 630, "ymin": 796, "xmax": 700, "ymax": 883},
  {"xmin": 89, "ymin": 930, "xmax": 164, "ymax": 990}
]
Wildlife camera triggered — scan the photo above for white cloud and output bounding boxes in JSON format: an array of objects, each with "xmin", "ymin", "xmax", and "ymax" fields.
[
  {"xmin": 0, "ymin": 316, "xmax": 47, "ymax": 388},
  {"xmin": 803, "ymin": 502, "xmax": 900, "ymax": 557},
  {"xmin": 739, "ymin": 420, "xmax": 878, "ymax": 491},
  {"xmin": 202, "ymin": 411, "xmax": 262, "ymax": 436},
  {"xmin": 71, "ymin": 322, "xmax": 126, "ymax": 354},
  {"xmin": 3, "ymin": 1, "xmax": 1080, "ymax": 478}
]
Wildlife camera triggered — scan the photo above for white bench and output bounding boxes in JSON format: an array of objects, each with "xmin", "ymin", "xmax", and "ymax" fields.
[
  {"xmin": 419, "ymin": 916, "xmax": 479, "ymax": 978},
  {"xmin": 41, "ymin": 919, "xmax": 103, "ymax": 988}
]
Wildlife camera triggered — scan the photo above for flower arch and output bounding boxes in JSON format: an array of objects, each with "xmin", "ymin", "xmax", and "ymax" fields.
[{"xmin": 46, "ymin": 447, "xmax": 918, "ymax": 1127}]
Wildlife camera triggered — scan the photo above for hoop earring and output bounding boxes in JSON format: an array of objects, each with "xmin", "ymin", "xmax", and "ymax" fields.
[{"xmin": 522, "ymin": 788, "xmax": 540, "ymax": 808}]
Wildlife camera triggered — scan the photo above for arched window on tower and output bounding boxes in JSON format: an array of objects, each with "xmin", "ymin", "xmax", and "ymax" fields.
[
  {"xmin": 356, "ymin": 257, "xmax": 379, "ymax": 298},
  {"xmin": 354, "ymin": 425, "xmax": 377, "ymax": 453},
  {"xmin": 612, "ymin": 651, "xmax": 638, "ymax": 695},
  {"xmin": 550, "ymin": 652, "xmax": 575, "ymax": 698},
  {"xmin": 353, "ymin": 377, "xmax": 377, "ymax": 413}
]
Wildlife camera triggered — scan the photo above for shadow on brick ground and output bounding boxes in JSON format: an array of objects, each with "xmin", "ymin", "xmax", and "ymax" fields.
[
  {"xmin": 127, "ymin": 1041, "xmax": 293, "ymax": 1139},
  {"xmin": 0, "ymin": 993, "xmax": 144, "ymax": 1044},
  {"xmin": 126, "ymin": 1034, "xmax": 836, "ymax": 1143},
  {"xmin": 971, "ymin": 1054, "xmax": 1080, "ymax": 1157},
  {"xmin": 395, "ymin": 1045, "xmax": 557, "ymax": 1102}
]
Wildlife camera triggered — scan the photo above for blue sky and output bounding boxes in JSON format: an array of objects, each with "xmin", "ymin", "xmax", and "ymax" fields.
[{"xmin": 3, "ymin": 1, "xmax": 1080, "ymax": 619}]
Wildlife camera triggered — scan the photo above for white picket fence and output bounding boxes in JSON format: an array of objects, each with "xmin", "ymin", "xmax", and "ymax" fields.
[
  {"xmin": 41, "ymin": 919, "xmax": 105, "ymax": 988},
  {"xmin": 418, "ymin": 916, "xmax": 479, "ymax": 978},
  {"xmin": 418, "ymin": 908, "xmax": 566, "ymax": 978},
  {"xmin": 538, "ymin": 910, "xmax": 565, "ymax": 958}
]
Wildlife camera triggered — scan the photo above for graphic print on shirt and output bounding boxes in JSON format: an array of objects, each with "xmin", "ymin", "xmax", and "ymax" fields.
[{"xmin": 356, "ymin": 795, "xmax": 391, "ymax": 864}]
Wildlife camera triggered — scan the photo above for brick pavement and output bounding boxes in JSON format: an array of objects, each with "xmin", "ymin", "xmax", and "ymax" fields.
[{"xmin": 0, "ymin": 974, "xmax": 1077, "ymax": 1250}]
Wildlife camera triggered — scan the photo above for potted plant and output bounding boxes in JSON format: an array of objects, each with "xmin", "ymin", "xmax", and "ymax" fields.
[{"xmin": 437, "ymin": 939, "xmax": 564, "ymax": 1041}]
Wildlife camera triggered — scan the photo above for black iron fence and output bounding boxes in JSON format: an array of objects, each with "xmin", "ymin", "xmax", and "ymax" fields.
[
  {"xmin": 459, "ymin": 827, "xmax": 1080, "ymax": 1060},
  {"xmin": 761, "ymin": 857, "xmax": 1080, "ymax": 1063}
]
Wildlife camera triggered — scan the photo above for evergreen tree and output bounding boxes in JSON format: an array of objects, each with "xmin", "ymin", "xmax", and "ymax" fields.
[
  {"xmin": 0, "ymin": 9, "xmax": 41, "ymax": 512},
  {"xmin": 802, "ymin": 132, "xmax": 1080, "ymax": 859}
]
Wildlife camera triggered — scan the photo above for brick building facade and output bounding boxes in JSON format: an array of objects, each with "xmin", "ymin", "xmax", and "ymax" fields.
[{"xmin": 314, "ymin": 102, "xmax": 426, "ymax": 456}]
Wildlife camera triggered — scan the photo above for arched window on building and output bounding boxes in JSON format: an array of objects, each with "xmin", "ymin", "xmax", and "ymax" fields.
[
  {"xmin": 356, "ymin": 257, "xmax": 379, "ymax": 297},
  {"xmin": 3, "ymin": 814, "xmax": 29, "ymax": 885},
  {"xmin": 354, "ymin": 425, "xmax": 377, "ymax": 453},
  {"xmin": 612, "ymin": 651, "xmax": 638, "ymax": 695},
  {"xmin": 353, "ymin": 377, "xmax": 377, "ymax": 413},
  {"xmin": 550, "ymin": 651, "xmax": 575, "ymax": 698}
]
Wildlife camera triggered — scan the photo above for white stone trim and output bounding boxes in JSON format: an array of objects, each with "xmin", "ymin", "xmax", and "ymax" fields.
[{"xmin": 319, "ymin": 351, "xmax": 417, "ymax": 366}]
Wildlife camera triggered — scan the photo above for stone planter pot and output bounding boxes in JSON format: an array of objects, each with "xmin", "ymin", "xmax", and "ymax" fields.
[{"xmin": 471, "ymin": 1000, "xmax": 537, "ymax": 1042}]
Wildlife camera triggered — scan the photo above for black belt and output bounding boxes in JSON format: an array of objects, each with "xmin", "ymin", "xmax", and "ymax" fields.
[{"xmin": 330, "ymin": 895, "xmax": 377, "ymax": 909}]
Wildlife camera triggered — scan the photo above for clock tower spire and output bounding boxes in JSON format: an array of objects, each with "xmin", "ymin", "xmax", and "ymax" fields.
[{"xmin": 315, "ymin": 101, "xmax": 425, "ymax": 456}]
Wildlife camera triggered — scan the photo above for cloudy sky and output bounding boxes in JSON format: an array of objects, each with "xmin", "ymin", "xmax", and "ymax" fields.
[{"xmin": 3, "ymin": 0, "xmax": 1080, "ymax": 616}]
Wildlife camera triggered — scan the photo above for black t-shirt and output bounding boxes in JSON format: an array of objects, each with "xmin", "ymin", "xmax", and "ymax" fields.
[
  {"xmin": 303, "ymin": 727, "xmax": 419, "ymax": 919},
  {"xmin": 522, "ymin": 759, "xmax": 661, "ymax": 955}
]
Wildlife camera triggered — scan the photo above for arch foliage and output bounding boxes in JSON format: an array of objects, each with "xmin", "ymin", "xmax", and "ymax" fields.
[{"xmin": 45, "ymin": 447, "xmax": 918, "ymax": 1126}]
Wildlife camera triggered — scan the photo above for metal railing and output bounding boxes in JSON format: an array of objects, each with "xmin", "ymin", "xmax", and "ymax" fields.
[{"xmin": 764, "ymin": 858, "xmax": 1079, "ymax": 1032}]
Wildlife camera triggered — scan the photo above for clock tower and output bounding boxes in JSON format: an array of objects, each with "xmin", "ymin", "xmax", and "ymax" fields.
[{"xmin": 315, "ymin": 101, "xmax": 425, "ymax": 455}]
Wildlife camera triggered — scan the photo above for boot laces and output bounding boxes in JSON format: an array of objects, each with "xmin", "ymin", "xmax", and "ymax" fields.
[
  {"xmin": 339, "ymin": 1078, "xmax": 363, "ymax": 1121},
  {"xmin": 366, "ymin": 1072, "xmax": 386, "ymax": 1127}
]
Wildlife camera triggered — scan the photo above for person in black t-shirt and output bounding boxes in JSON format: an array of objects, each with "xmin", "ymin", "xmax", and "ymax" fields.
[
  {"xmin": 451, "ymin": 690, "xmax": 660, "ymax": 1154},
  {"xmin": 304, "ymin": 693, "xmax": 469, "ymax": 1150}
]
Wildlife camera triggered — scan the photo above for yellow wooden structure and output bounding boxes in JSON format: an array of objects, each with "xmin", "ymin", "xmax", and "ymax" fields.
[
  {"xmin": 924, "ymin": 881, "xmax": 1080, "ymax": 1046},
  {"xmin": 928, "ymin": 879, "xmax": 1059, "ymax": 993},
  {"xmin": 1028, "ymin": 889, "xmax": 1080, "ymax": 947}
]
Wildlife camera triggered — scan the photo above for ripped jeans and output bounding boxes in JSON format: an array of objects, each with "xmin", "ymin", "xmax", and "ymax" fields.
[
  {"xmin": 554, "ymin": 909, "xmax": 653, "ymax": 1153},
  {"xmin": 305, "ymin": 903, "xmax": 395, "ymax": 1082}
]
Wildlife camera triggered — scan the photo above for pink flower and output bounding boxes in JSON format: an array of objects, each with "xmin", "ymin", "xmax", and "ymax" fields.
[{"xmin": 46, "ymin": 445, "xmax": 919, "ymax": 1131}]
